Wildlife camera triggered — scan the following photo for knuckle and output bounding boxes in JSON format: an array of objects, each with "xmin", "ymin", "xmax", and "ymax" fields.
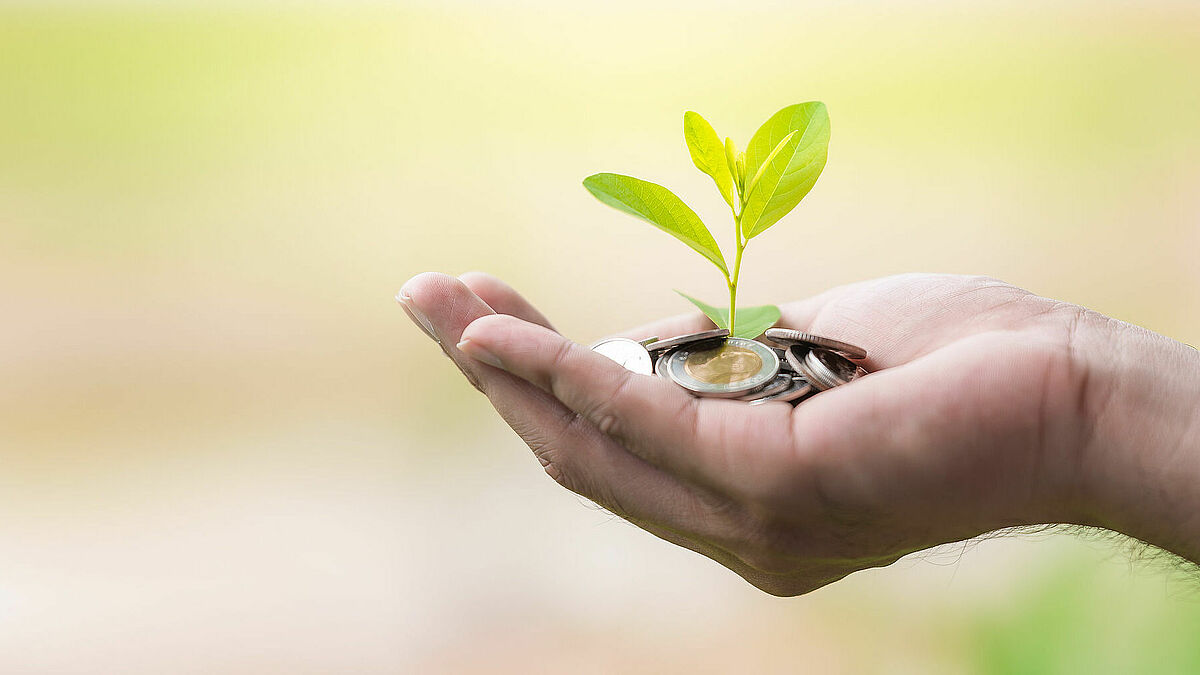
[
  {"xmin": 520, "ymin": 410, "xmax": 599, "ymax": 501},
  {"xmin": 545, "ymin": 339, "xmax": 578, "ymax": 393},
  {"xmin": 537, "ymin": 452, "xmax": 571, "ymax": 489},
  {"xmin": 581, "ymin": 370, "xmax": 636, "ymax": 438},
  {"xmin": 530, "ymin": 438, "xmax": 576, "ymax": 492},
  {"xmin": 547, "ymin": 338, "xmax": 575, "ymax": 372}
]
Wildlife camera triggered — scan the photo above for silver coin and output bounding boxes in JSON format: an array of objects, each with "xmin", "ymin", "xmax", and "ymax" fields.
[
  {"xmin": 791, "ymin": 346, "xmax": 865, "ymax": 391},
  {"xmin": 748, "ymin": 376, "xmax": 814, "ymax": 405},
  {"xmin": 763, "ymin": 328, "xmax": 867, "ymax": 360},
  {"xmin": 785, "ymin": 345, "xmax": 833, "ymax": 391},
  {"xmin": 664, "ymin": 337, "xmax": 779, "ymax": 398},
  {"xmin": 589, "ymin": 337, "xmax": 653, "ymax": 375},
  {"xmin": 784, "ymin": 345, "xmax": 811, "ymax": 380},
  {"xmin": 654, "ymin": 349, "xmax": 672, "ymax": 378},
  {"xmin": 737, "ymin": 372, "xmax": 793, "ymax": 400},
  {"xmin": 646, "ymin": 328, "xmax": 730, "ymax": 355},
  {"xmin": 819, "ymin": 348, "xmax": 867, "ymax": 382}
]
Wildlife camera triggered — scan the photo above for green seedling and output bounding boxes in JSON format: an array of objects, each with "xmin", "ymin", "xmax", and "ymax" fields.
[{"xmin": 583, "ymin": 102, "xmax": 830, "ymax": 338}]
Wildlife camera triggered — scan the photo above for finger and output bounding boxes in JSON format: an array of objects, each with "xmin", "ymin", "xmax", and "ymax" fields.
[
  {"xmin": 398, "ymin": 273, "xmax": 742, "ymax": 539},
  {"xmin": 458, "ymin": 271, "xmax": 556, "ymax": 331},
  {"xmin": 458, "ymin": 313, "xmax": 797, "ymax": 494}
]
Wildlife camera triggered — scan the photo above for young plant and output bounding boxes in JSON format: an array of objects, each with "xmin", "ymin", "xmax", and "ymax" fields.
[{"xmin": 583, "ymin": 103, "xmax": 831, "ymax": 338}]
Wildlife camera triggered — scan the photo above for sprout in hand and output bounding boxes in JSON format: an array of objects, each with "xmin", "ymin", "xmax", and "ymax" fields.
[{"xmin": 583, "ymin": 103, "xmax": 831, "ymax": 338}]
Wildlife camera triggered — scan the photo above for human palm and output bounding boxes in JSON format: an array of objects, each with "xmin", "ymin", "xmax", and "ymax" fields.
[{"xmin": 398, "ymin": 272, "xmax": 1126, "ymax": 595}]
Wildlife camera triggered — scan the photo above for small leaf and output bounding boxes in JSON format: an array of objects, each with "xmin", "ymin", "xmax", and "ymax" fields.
[
  {"xmin": 724, "ymin": 137, "xmax": 740, "ymax": 196},
  {"xmin": 584, "ymin": 173, "xmax": 728, "ymax": 274},
  {"xmin": 740, "ymin": 102, "xmax": 831, "ymax": 239},
  {"xmin": 675, "ymin": 291, "xmax": 781, "ymax": 339},
  {"xmin": 683, "ymin": 112, "xmax": 735, "ymax": 210}
]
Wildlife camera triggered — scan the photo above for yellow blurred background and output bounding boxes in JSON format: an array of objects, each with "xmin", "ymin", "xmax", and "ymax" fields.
[{"xmin": 2, "ymin": 2, "xmax": 1199, "ymax": 672}]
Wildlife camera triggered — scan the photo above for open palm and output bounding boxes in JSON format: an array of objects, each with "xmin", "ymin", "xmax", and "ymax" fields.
[{"xmin": 400, "ymin": 272, "xmax": 1101, "ymax": 595}]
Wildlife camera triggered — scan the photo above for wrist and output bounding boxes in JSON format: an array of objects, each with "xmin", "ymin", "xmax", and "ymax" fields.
[{"xmin": 1075, "ymin": 315, "xmax": 1200, "ymax": 561}]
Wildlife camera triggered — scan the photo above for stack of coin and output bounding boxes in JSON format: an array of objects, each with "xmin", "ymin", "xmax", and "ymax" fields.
[
  {"xmin": 589, "ymin": 326, "xmax": 871, "ymax": 406},
  {"xmin": 764, "ymin": 328, "xmax": 869, "ymax": 393}
]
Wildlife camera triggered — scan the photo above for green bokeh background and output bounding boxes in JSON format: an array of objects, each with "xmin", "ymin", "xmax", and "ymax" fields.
[{"xmin": 2, "ymin": 2, "xmax": 1198, "ymax": 672}]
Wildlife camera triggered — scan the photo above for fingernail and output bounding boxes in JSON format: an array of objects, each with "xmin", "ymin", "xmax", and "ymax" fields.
[
  {"xmin": 395, "ymin": 288, "xmax": 438, "ymax": 341},
  {"xmin": 456, "ymin": 338, "xmax": 504, "ymax": 369}
]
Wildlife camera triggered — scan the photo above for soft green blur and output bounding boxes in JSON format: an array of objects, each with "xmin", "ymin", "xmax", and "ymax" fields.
[{"xmin": 2, "ymin": 3, "xmax": 1198, "ymax": 673}]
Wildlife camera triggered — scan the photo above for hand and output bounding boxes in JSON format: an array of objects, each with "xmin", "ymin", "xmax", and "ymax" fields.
[{"xmin": 397, "ymin": 272, "xmax": 1200, "ymax": 595}]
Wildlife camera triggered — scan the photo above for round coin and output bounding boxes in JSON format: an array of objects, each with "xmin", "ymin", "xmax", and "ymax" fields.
[
  {"xmin": 802, "ymin": 347, "xmax": 865, "ymax": 390},
  {"xmin": 763, "ymin": 328, "xmax": 867, "ymax": 360},
  {"xmin": 665, "ymin": 337, "xmax": 779, "ymax": 398},
  {"xmin": 646, "ymin": 328, "xmax": 730, "ymax": 355},
  {"xmin": 784, "ymin": 344, "xmax": 811, "ymax": 379},
  {"xmin": 685, "ymin": 344, "xmax": 763, "ymax": 384},
  {"xmin": 589, "ymin": 337, "xmax": 653, "ymax": 375},
  {"xmin": 654, "ymin": 349, "xmax": 672, "ymax": 378}
]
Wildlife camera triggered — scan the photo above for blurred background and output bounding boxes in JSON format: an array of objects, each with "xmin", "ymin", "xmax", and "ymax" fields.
[{"xmin": 2, "ymin": 1, "xmax": 1199, "ymax": 672}]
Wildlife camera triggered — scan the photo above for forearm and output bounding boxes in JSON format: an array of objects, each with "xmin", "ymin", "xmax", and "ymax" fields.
[{"xmin": 1077, "ymin": 314, "xmax": 1200, "ymax": 562}]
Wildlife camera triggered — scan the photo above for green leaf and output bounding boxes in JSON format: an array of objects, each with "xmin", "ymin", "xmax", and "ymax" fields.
[
  {"xmin": 583, "ymin": 173, "xmax": 728, "ymax": 274},
  {"xmin": 742, "ymin": 102, "xmax": 830, "ymax": 185},
  {"xmin": 675, "ymin": 290, "xmax": 781, "ymax": 339},
  {"xmin": 675, "ymin": 290, "xmax": 728, "ymax": 329},
  {"xmin": 739, "ymin": 102, "xmax": 831, "ymax": 239},
  {"xmin": 724, "ymin": 137, "xmax": 740, "ymax": 196},
  {"xmin": 683, "ymin": 112, "xmax": 735, "ymax": 210},
  {"xmin": 728, "ymin": 303, "xmax": 782, "ymax": 339}
]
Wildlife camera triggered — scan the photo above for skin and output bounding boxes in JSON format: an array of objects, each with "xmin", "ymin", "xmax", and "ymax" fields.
[{"xmin": 397, "ymin": 272, "xmax": 1200, "ymax": 596}]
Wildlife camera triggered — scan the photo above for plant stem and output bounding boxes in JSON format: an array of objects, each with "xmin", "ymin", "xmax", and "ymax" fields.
[
  {"xmin": 727, "ymin": 173, "xmax": 747, "ymax": 336},
  {"xmin": 728, "ymin": 217, "xmax": 746, "ymax": 335}
]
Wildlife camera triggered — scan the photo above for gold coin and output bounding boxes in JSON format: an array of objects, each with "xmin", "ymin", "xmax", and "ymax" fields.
[{"xmin": 683, "ymin": 343, "xmax": 764, "ymax": 385}]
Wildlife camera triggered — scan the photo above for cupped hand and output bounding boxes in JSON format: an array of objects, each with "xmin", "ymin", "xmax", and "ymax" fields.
[{"xmin": 396, "ymin": 271, "xmax": 1176, "ymax": 595}]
